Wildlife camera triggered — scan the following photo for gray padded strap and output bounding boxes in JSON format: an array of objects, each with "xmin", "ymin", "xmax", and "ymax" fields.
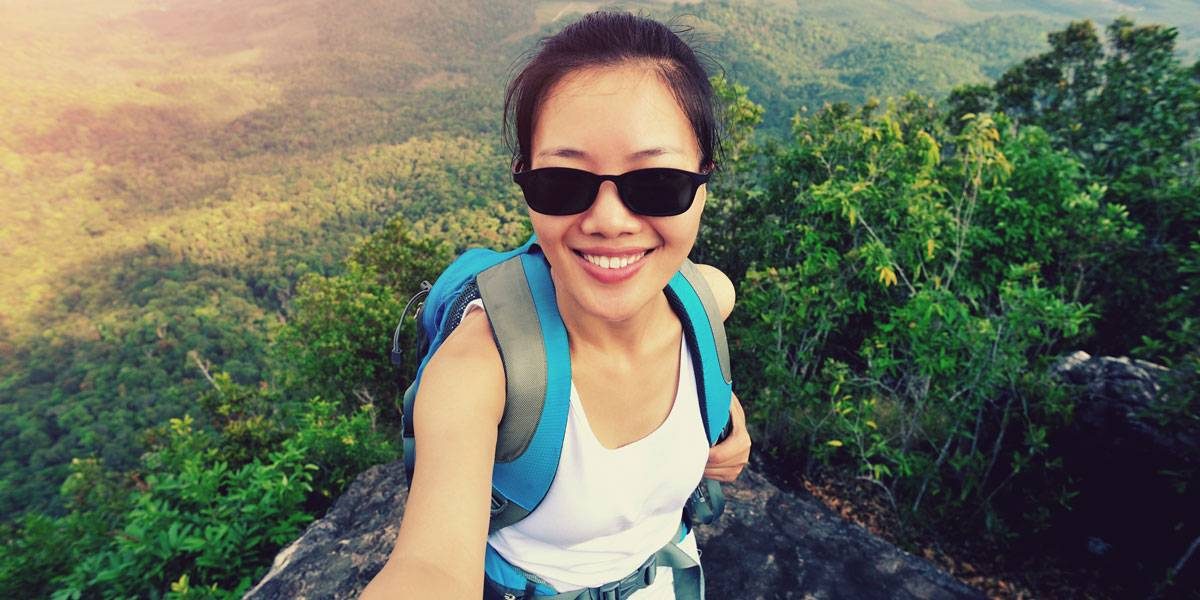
[
  {"xmin": 657, "ymin": 541, "xmax": 704, "ymax": 600},
  {"xmin": 678, "ymin": 260, "xmax": 732, "ymax": 385},
  {"xmin": 476, "ymin": 257, "xmax": 546, "ymax": 463}
]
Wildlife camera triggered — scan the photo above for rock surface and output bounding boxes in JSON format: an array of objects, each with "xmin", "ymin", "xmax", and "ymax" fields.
[
  {"xmin": 246, "ymin": 461, "xmax": 983, "ymax": 599},
  {"xmin": 689, "ymin": 467, "xmax": 983, "ymax": 600},
  {"xmin": 245, "ymin": 460, "xmax": 411, "ymax": 600},
  {"xmin": 1052, "ymin": 351, "xmax": 1194, "ymax": 460},
  {"xmin": 1048, "ymin": 351, "xmax": 1198, "ymax": 596}
]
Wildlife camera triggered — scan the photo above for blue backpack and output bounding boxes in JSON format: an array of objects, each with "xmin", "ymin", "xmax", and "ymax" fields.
[{"xmin": 392, "ymin": 236, "xmax": 732, "ymax": 599}]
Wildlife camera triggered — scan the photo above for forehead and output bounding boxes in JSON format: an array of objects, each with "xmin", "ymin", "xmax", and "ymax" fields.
[{"xmin": 531, "ymin": 63, "xmax": 699, "ymax": 165}]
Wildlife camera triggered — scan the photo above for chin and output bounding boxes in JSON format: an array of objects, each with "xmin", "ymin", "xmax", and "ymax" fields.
[
  {"xmin": 547, "ymin": 255, "xmax": 659, "ymax": 321},
  {"xmin": 579, "ymin": 291, "xmax": 654, "ymax": 323}
]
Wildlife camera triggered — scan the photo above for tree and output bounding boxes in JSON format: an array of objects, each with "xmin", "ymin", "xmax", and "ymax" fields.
[
  {"xmin": 963, "ymin": 18, "xmax": 1200, "ymax": 360},
  {"xmin": 275, "ymin": 213, "xmax": 531, "ymax": 426}
]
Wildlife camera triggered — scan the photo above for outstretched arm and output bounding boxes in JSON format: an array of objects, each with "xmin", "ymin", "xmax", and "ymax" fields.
[{"xmin": 361, "ymin": 310, "xmax": 504, "ymax": 598}]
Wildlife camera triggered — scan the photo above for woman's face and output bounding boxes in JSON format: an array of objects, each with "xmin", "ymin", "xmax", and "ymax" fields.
[{"xmin": 527, "ymin": 62, "xmax": 706, "ymax": 324}]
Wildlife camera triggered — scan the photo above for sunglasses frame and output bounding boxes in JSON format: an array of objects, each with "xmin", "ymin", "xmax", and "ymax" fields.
[{"xmin": 512, "ymin": 165, "xmax": 714, "ymax": 217}]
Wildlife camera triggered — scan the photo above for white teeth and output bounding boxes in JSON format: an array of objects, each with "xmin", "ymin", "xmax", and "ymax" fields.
[{"xmin": 582, "ymin": 251, "xmax": 646, "ymax": 269}]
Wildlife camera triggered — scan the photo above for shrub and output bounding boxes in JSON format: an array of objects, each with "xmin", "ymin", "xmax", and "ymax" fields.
[{"xmin": 717, "ymin": 95, "xmax": 1119, "ymax": 536}]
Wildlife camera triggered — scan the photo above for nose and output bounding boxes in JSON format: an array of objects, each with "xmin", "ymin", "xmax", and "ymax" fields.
[{"xmin": 579, "ymin": 180, "xmax": 641, "ymax": 237}]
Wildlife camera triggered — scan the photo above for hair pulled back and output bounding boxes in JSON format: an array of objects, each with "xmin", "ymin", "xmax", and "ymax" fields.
[{"xmin": 503, "ymin": 11, "xmax": 721, "ymax": 172}]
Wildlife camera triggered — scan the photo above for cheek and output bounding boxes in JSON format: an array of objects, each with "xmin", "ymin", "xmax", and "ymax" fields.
[
  {"xmin": 667, "ymin": 195, "xmax": 705, "ymax": 247},
  {"xmin": 529, "ymin": 212, "xmax": 559, "ymax": 239},
  {"xmin": 651, "ymin": 217, "xmax": 701, "ymax": 254},
  {"xmin": 529, "ymin": 213, "xmax": 575, "ymax": 257}
]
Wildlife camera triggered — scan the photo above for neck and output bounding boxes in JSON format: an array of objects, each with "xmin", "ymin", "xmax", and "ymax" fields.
[{"xmin": 555, "ymin": 289, "xmax": 674, "ymax": 359}]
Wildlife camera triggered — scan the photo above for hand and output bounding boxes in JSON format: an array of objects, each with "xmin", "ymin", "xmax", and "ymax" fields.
[{"xmin": 704, "ymin": 392, "xmax": 750, "ymax": 482}]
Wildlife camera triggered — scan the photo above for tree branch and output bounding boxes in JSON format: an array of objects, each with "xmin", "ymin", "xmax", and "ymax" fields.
[{"xmin": 189, "ymin": 351, "xmax": 221, "ymax": 394}]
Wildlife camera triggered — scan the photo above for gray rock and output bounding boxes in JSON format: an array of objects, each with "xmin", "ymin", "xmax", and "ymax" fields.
[
  {"xmin": 246, "ymin": 462, "xmax": 982, "ymax": 599},
  {"xmin": 1048, "ymin": 351, "xmax": 1199, "ymax": 596},
  {"xmin": 1051, "ymin": 350, "xmax": 1197, "ymax": 467},
  {"xmin": 244, "ymin": 461, "xmax": 409, "ymax": 600},
  {"xmin": 1054, "ymin": 351, "xmax": 1169, "ymax": 410},
  {"xmin": 696, "ymin": 468, "xmax": 982, "ymax": 599}
]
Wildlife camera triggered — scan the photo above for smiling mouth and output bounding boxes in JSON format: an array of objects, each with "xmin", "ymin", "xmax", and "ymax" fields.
[
  {"xmin": 570, "ymin": 248, "xmax": 655, "ymax": 283},
  {"xmin": 575, "ymin": 250, "xmax": 649, "ymax": 269}
]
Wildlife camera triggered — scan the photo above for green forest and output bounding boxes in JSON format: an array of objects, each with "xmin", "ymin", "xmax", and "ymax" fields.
[{"xmin": 1, "ymin": 1, "xmax": 1197, "ymax": 598}]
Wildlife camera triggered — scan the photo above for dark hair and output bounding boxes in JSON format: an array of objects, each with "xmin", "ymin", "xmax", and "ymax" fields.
[{"xmin": 503, "ymin": 11, "xmax": 721, "ymax": 172}]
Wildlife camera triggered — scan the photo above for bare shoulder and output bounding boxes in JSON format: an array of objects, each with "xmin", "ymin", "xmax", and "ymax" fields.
[
  {"xmin": 418, "ymin": 307, "xmax": 505, "ymax": 427},
  {"xmin": 694, "ymin": 263, "xmax": 736, "ymax": 321}
]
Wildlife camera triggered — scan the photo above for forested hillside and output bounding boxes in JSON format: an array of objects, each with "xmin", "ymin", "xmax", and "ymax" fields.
[
  {"xmin": 0, "ymin": 0, "xmax": 540, "ymax": 515},
  {"xmin": 0, "ymin": 0, "xmax": 1060, "ymax": 521},
  {"xmin": 1, "ymin": 1, "xmax": 1197, "ymax": 598}
]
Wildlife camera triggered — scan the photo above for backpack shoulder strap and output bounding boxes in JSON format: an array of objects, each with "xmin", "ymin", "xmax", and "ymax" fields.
[
  {"xmin": 667, "ymin": 259, "xmax": 734, "ymax": 446},
  {"xmin": 476, "ymin": 249, "xmax": 572, "ymax": 534},
  {"xmin": 402, "ymin": 236, "xmax": 545, "ymax": 483}
]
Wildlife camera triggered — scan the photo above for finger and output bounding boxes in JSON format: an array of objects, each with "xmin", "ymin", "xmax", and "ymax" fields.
[
  {"xmin": 707, "ymin": 443, "xmax": 730, "ymax": 465},
  {"xmin": 703, "ymin": 464, "xmax": 745, "ymax": 482},
  {"xmin": 708, "ymin": 438, "xmax": 749, "ymax": 465},
  {"xmin": 705, "ymin": 450, "xmax": 750, "ymax": 471},
  {"xmin": 709, "ymin": 437, "xmax": 751, "ymax": 464},
  {"xmin": 704, "ymin": 468, "xmax": 737, "ymax": 482},
  {"xmin": 703, "ymin": 468, "xmax": 733, "ymax": 482},
  {"xmin": 710, "ymin": 418, "xmax": 749, "ymax": 456}
]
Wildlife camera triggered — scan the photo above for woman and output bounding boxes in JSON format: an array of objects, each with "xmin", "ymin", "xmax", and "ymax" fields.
[{"xmin": 363, "ymin": 11, "xmax": 751, "ymax": 598}]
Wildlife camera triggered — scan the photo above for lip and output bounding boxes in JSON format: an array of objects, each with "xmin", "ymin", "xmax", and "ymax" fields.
[
  {"xmin": 573, "ymin": 246, "xmax": 651, "ymax": 257},
  {"xmin": 572, "ymin": 248, "xmax": 653, "ymax": 284}
]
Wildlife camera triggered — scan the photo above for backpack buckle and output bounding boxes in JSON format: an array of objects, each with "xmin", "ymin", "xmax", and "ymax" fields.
[
  {"xmin": 642, "ymin": 559, "xmax": 657, "ymax": 586},
  {"xmin": 596, "ymin": 581, "xmax": 620, "ymax": 600},
  {"xmin": 490, "ymin": 491, "xmax": 508, "ymax": 516}
]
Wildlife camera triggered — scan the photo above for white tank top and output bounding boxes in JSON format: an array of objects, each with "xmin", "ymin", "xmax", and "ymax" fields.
[{"xmin": 462, "ymin": 300, "xmax": 709, "ymax": 597}]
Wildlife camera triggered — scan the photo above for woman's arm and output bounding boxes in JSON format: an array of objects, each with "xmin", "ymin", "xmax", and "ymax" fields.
[
  {"xmin": 703, "ymin": 391, "xmax": 750, "ymax": 481},
  {"xmin": 695, "ymin": 264, "xmax": 751, "ymax": 482},
  {"xmin": 361, "ymin": 309, "xmax": 505, "ymax": 599}
]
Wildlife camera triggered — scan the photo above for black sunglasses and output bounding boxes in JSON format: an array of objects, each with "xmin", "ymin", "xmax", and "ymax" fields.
[{"xmin": 512, "ymin": 166, "xmax": 712, "ymax": 217}]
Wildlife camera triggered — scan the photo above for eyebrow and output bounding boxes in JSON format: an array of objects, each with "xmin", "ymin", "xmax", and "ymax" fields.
[{"xmin": 535, "ymin": 146, "xmax": 681, "ymax": 160}]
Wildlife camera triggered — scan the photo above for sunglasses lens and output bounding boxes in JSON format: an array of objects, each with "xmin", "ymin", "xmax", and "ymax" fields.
[
  {"xmin": 519, "ymin": 168, "xmax": 597, "ymax": 215},
  {"xmin": 621, "ymin": 169, "xmax": 696, "ymax": 216},
  {"xmin": 515, "ymin": 167, "xmax": 704, "ymax": 216}
]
